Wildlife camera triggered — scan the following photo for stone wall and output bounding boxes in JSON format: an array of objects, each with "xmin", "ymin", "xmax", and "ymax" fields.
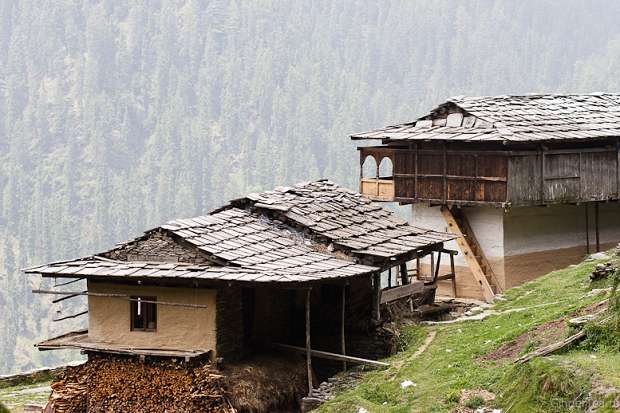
[
  {"xmin": 215, "ymin": 287, "xmax": 245, "ymax": 361},
  {"xmin": 104, "ymin": 230, "xmax": 211, "ymax": 264}
]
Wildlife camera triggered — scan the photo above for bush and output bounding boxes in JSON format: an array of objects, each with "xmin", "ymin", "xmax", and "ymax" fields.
[{"xmin": 464, "ymin": 395, "xmax": 485, "ymax": 409}]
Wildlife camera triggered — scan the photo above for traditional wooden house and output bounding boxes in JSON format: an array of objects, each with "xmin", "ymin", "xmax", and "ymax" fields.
[
  {"xmin": 352, "ymin": 94, "xmax": 620, "ymax": 301},
  {"xmin": 26, "ymin": 181, "xmax": 454, "ymax": 398}
]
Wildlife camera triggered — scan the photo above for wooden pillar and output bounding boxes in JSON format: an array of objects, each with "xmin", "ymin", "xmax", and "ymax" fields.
[
  {"xmin": 305, "ymin": 288, "xmax": 312, "ymax": 395},
  {"xmin": 450, "ymin": 253, "xmax": 457, "ymax": 297},
  {"xmin": 400, "ymin": 263, "xmax": 409, "ymax": 285},
  {"xmin": 595, "ymin": 202, "xmax": 600, "ymax": 253},
  {"xmin": 433, "ymin": 251, "xmax": 442, "ymax": 281},
  {"xmin": 341, "ymin": 285, "xmax": 347, "ymax": 371},
  {"xmin": 430, "ymin": 253, "xmax": 435, "ymax": 280},
  {"xmin": 387, "ymin": 267, "xmax": 392, "ymax": 288},
  {"xmin": 414, "ymin": 143, "xmax": 419, "ymax": 201},
  {"xmin": 372, "ymin": 273, "xmax": 381, "ymax": 322},
  {"xmin": 585, "ymin": 203, "xmax": 590, "ymax": 255}
]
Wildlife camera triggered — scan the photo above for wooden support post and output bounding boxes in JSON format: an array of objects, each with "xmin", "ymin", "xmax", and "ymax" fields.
[
  {"xmin": 433, "ymin": 251, "xmax": 442, "ymax": 282},
  {"xmin": 341, "ymin": 285, "xmax": 346, "ymax": 371},
  {"xmin": 416, "ymin": 258, "xmax": 421, "ymax": 280},
  {"xmin": 372, "ymin": 273, "xmax": 381, "ymax": 322},
  {"xmin": 430, "ymin": 253, "xmax": 435, "ymax": 280},
  {"xmin": 387, "ymin": 267, "xmax": 392, "ymax": 288},
  {"xmin": 595, "ymin": 202, "xmax": 600, "ymax": 253},
  {"xmin": 414, "ymin": 143, "xmax": 419, "ymax": 201},
  {"xmin": 450, "ymin": 253, "xmax": 457, "ymax": 297},
  {"xmin": 585, "ymin": 203, "xmax": 590, "ymax": 255},
  {"xmin": 400, "ymin": 263, "xmax": 409, "ymax": 285},
  {"xmin": 440, "ymin": 206, "xmax": 495, "ymax": 302},
  {"xmin": 616, "ymin": 139, "xmax": 620, "ymax": 198},
  {"xmin": 305, "ymin": 288, "xmax": 312, "ymax": 395},
  {"xmin": 442, "ymin": 142, "xmax": 448, "ymax": 203},
  {"xmin": 540, "ymin": 146, "xmax": 546, "ymax": 203}
]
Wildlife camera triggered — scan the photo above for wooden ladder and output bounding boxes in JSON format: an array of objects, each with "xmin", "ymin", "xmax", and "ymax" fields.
[{"xmin": 440, "ymin": 206, "xmax": 496, "ymax": 303}]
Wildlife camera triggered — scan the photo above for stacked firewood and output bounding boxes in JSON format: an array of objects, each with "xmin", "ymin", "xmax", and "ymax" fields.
[
  {"xmin": 43, "ymin": 355, "xmax": 236, "ymax": 413},
  {"xmin": 43, "ymin": 366, "xmax": 87, "ymax": 413}
]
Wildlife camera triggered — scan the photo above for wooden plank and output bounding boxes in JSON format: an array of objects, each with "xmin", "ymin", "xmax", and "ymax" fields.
[
  {"xmin": 32, "ymin": 290, "xmax": 209, "ymax": 309},
  {"xmin": 274, "ymin": 343, "xmax": 389, "ymax": 368},
  {"xmin": 341, "ymin": 285, "xmax": 347, "ymax": 371},
  {"xmin": 372, "ymin": 274, "xmax": 381, "ymax": 321},
  {"xmin": 52, "ymin": 310, "xmax": 88, "ymax": 322},
  {"xmin": 380, "ymin": 282, "xmax": 424, "ymax": 303},
  {"xmin": 440, "ymin": 206, "xmax": 495, "ymax": 302},
  {"xmin": 305, "ymin": 289, "xmax": 312, "ymax": 395}
]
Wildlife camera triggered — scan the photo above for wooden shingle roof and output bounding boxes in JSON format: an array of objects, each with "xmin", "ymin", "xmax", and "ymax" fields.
[
  {"xmin": 230, "ymin": 180, "xmax": 455, "ymax": 260},
  {"xmin": 351, "ymin": 93, "xmax": 620, "ymax": 143}
]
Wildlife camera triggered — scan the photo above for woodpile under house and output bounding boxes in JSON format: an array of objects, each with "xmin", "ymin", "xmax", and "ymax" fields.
[
  {"xmin": 26, "ymin": 181, "xmax": 455, "ymax": 412},
  {"xmin": 353, "ymin": 94, "xmax": 620, "ymax": 301}
]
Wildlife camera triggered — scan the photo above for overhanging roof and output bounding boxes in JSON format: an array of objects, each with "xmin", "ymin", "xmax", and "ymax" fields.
[
  {"xmin": 351, "ymin": 93, "xmax": 620, "ymax": 143},
  {"xmin": 25, "ymin": 255, "xmax": 376, "ymax": 284}
]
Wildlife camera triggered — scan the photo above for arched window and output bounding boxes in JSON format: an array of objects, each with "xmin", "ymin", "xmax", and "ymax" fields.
[
  {"xmin": 378, "ymin": 157, "xmax": 393, "ymax": 179},
  {"xmin": 362, "ymin": 155, "xmax": 378, "ymax": 179}
]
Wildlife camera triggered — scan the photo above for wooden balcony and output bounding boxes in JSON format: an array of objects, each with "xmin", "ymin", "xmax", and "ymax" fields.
[{"xmin": 360, "ymin": 178, "xmax": 395, "ymax": 201}]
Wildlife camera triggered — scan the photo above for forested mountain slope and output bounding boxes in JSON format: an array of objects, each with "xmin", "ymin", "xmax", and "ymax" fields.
[{"xmin": 1, "ymin": 0, "xmax": 620, "ymax": 374}]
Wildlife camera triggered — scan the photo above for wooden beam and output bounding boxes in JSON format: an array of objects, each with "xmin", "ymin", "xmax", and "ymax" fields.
[
  {"xmin": 595, "ymin": 202, "xmax": 600, "ymax": 252},
  {"xmin": 585, "ymin": 203, "xmax": 590, "ymax": 254},
  {"xmin": 440, "ymin": 206, "xmax": 495, "ymax": 302},
  {"xmin": 52, "ymin": 310, "xmax": 88, "ymax": 322},
  {"xmin": 52, "ymin": 290, "xmax": 87, "ymax": 304},
  {"xmin": 433, "ymin": 250, "xmax": 442, "ymax": 282},
  {"xmin": 274, "ymin": 343, "xmax": 389, "ymax": 368},
  {"xmin": 380, "ymin": 282, "xmax": 424, "ymax": 304},
  {"xmin": 53, "ymin": 277, "xmax": 85, "ymax": 287},
  {"xmin": 341, "ymin": 285, "xmax": 346, "ymax": 371},
  {"xmin": 616, "ymin": 139, "xmax": 620, "ymax": 198},
  {"xmin": 399, "ymin": 263, "xmax": 408, "ymax": 285},
  {"xmin": 32, "ymin": 290, "xmax": 209, "ymax": 309},
  {"xmin": 305, "ymin": 288, "xmax": 312, "ymax": 395},
  {"xmin": 372, "ymin": 274, "xmax": 381, "ymax": 322}
]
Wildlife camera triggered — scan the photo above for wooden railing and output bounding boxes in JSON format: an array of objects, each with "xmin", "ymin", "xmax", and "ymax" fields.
[{"xmin": 360, "ymin": 177, "xmax": 395, "ymax": 201}]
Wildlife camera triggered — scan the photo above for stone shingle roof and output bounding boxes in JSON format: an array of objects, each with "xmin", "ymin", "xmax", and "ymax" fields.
[
  {"xmin": 26, "ymin": 181, "xmax": 454, "ymax": 283},
  {"xmin": 161, "ymin": 208, "xmax": 375, "ymax": 277},
  {"xmin": 230, "ymin": 180, "xmax": 455, "ymax": 259},
  {"xmin": 26, "ymin": 251, "xmax": 375, "ymax": 284},
  {"xmin": 351, "ymin": 93, "xmax": 620, "ymax": 143}
]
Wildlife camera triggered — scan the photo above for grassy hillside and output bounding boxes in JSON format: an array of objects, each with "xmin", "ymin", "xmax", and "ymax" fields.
[
  {"xmin": 320, "ymin": 252, "xmax": 620, "ymax": 412},
  {"xmin": 0, "ymin": 382, "xmax": 50, "ymax": 412}
]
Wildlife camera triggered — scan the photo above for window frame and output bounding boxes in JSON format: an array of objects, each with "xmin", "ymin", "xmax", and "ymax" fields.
[{"xmin": 130, "ymin": 296, "xmax": 157, "ymax": 332}]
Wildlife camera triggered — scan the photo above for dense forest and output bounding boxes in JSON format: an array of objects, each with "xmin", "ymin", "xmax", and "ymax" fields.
[{"xmin": 1, "ymin": 0, "xmax": 620, "ymax": 374}]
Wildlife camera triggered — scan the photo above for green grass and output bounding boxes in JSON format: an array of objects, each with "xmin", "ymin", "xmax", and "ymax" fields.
[
  {"xmin": 320, "ymin": 253, "xmax": 619, "ymax": 413},
  {"xmin": 0, "ymin": 381, "xmax": 51, "ymax": 412}
]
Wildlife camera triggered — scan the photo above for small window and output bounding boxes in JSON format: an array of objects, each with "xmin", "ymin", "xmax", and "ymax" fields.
[{"xmin": 131, "ymin": 296, "xmax": 157, "ymax": 332}]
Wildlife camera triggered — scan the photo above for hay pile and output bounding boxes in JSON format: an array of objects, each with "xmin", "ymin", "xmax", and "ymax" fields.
[{"xmin": 224, "ymin": 354, "xmax": 307, "ymax": 412}]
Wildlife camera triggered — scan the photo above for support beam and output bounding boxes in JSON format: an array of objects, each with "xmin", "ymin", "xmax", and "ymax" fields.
[
  {"xmin": 440, "ymin": 206, "xmax": 495, "ymax": 303},
  {"xmin": 595, "ymin": 202, "xmax": 600, "ymax": 252},
  {"xmin": 400, "ymin": 263, "xmax": 409, "ymax": 285},
  {"xmin": 275, "ymin": 343, "xmax": 389, "ymax": 368},
  {"xmin": 585, "ymin": 203, "xmax": 590, "ymax": 255},
  {"xmin": 305, "ymin": 288, "xmax": 312, "ymax": 395},
  {"xmin": 52, "ymin": 310, "xmax": 88, "ymax": 322},
  {"xmin": 341, "ymin": 285, "xmax": 346, "ymax": 371},
  {"xmin": 372, "ymin": 274, "xmax": 381, "ymax": 322},
  {"xmin": 32, "ymin": 290, "xmax": 209, "ymax": 309}
]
